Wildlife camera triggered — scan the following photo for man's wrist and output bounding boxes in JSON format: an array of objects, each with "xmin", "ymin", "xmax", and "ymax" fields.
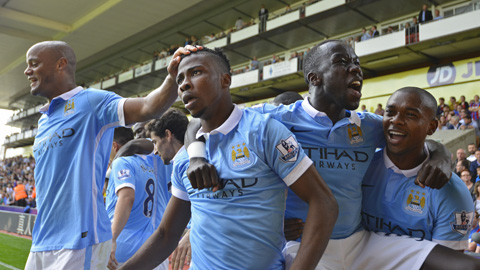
[{"xmin": 188, "ymin": 141, "xmax": 206, "ymax": 159}]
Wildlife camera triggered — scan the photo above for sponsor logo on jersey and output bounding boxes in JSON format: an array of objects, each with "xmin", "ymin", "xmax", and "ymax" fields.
[
  {"xmin": 347, "ymin": 124, "xmax": 364, "ymax": 144},
  {"xmin": 118, "ymin": 169, "xmax": 131, "ymax": 181},
  {"xmin": 230, "ymin": 142, "xmax": 253, "ymax": 169},
  {"xmin": 404, "ymin": 188, "xmax": 427, "ymax": 215},
  {"xmin": 276, "ymin": 135, "xmax": 299, "ymax": 162},
  {"xmin": 64, "ymin": 99, "xmax": 75, "ymax": 116},
  {"xmin": 451, "ymin": 210, "xmax": 473, "ymax": 235}
]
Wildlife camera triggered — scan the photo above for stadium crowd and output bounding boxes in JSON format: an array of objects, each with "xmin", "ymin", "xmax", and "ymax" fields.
[{"xmin": 0, "ymin": 155, "xmax": 36, "ymax": 207}]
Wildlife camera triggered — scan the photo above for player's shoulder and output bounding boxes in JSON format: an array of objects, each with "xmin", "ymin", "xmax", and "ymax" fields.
[
  {"xmin": 172, "ymin": 148, "xmax": 189, "ymax": 173},
  {"xmin": 357, "ymin": 111, "xmax": 383, "ymax": 124},
  {"xmin": 434, "ymin": 173, "xmax": 473, "ymax": 203}
]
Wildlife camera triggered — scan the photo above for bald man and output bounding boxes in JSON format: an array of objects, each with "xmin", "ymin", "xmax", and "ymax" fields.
[{"xmin": 24, "ymin": 41, "xmax": 198, "ymax": 269}]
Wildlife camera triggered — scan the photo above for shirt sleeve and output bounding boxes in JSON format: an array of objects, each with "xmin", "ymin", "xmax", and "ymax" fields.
[
  {"xmin": 432, "ymin": 177, "xmax": 475, "ymax": 250},
  {"xmin": 111, "ymin": 157, "xmax": 136, "ymax": 195},
  {"xmin": 87, "ymin": 89, "xmax": 126, "ymax": 127},
  {"xmin": 262, "ymin": 117, "xmax": 312, "ymax": 186},
  {"xmin": 171, "ymin": 150, "xmax": 190, "ymax": 201}
]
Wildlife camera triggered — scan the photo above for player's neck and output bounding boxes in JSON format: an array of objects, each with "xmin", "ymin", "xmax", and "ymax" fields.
[
  {"xmin": 386, "ymin": 146, "xmax": 427, "ymax": 170},
  {"xmin": 200, "ymin": 103, "xmax": 234, "ymax": 133},
  {"xmin": 308, "ymin": 96, "xmax": 346, "ymax": 124}
]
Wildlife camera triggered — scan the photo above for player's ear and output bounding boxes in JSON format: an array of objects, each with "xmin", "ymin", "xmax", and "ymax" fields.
[
  {"xmin": 56, "ymin": 57, "xmax": 68, "ymax": 71},
  {"xmin": 165, "ymin": 129, "xmax": 172, "ymax": 141},
  {"xmin": 307, "ymin": 72, "xmax": 321, "ymax": 86},
  {"xmin": 427, "ymin": 119, "xmax": 437, "ymax": 135},
  {"xmin": 221, "ymin": 73, "xmax": 231, "ymax": 88}
]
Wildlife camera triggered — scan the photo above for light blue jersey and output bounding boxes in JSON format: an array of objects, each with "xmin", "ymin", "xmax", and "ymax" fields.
[
  {"xmin": 106, "ymin": 155, "xmax": 156, "ymax": 263},
  {"xmin": 32, "ymin": 87, "xmax": 125, "ymax": 252},
  {"xmin": 253, "ymin": 99, "xmax": 384, "ymax": 239},
  {"xmin": 362, "ymin": 148, "xmax": 474, "ymax": 250},
  {"xmin": 172, "ymin": 106, "xmax": 312, "ymax": 270},
  {"xmin": 147, "ymin": 153, "xmax": 173, "ymax": 228}
]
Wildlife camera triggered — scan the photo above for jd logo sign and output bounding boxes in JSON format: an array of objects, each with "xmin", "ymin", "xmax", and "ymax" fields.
[{"xmin": 427, "ymin": 63, "xmax": 456, "ymax": 87}]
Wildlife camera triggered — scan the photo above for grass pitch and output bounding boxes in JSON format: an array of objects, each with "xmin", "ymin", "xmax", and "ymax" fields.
[{"xmin": 0, "ymin": 233, "xmax": 31, "ymax": 270}]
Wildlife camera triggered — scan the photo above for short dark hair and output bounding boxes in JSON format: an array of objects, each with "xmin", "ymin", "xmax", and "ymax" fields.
[
  {"xmin": 113, "ymin": 127, "xmax": 134, "ymax": 146},
  {"xmin": 146, "ymin": 109, "xmax": 189, "ymax": 144},
  {"xmin": 303, "ymin": 39, "xmax": 344, "ymax": 84},
  {"xmin": 273, "ymin": 91, "xmax": 303, "ymax": 106},
  {"xmin": 464, "ymin": 114, "xmax": 472, "ymax": 120},
  {"xmin": 181, "ymin": 47, "xmax": 231, "ymax": 75},
  {"xmin": 394, "ymin": 87, "xmax": 437, "ymax": 120}
]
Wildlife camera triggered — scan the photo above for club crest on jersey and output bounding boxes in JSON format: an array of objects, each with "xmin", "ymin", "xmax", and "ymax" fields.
[
  {"xmin": 64, "ymin": 99, "xmax": 75, "ymax": 116},
  {"xmin": 276, "ymin": 135, "xmax": 299, "ymax": 162},
  {"xmin": 117, "ymin": 169, "xmax": 131, "ymax": 181},
  {"xmin": 230, "ymin": 142, "xmax": 253, "ymax": 169},
  {"xmin": 404, "ymin": 188, "xmax": 427, "ymax": 215},
  {"xmin": 451, "ymin": 211, "xmax": 473, "ymax": 235},
  {"xmin": 347, "ymin": 124, "xmax": 364, "ymax": 144}
]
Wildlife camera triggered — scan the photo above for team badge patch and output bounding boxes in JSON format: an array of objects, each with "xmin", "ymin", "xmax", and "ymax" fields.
[
  {"xmin": 276, "ymin": 135, "xmax": 299, "ymax": 162},
  {"xmin": 117, "ymin": 169, "xmax": 131, "ymax": 181},
  {"xmin": 64, "ymin": 99, "xmax": 75, "ymax": 116},
  {"xmin": 230, "ymin": 142, "xmax": 253, "ymax": 169},
  {"xmin": 404, "ymin": 188, "xmax": 427, "ymax": 216},
  {"xmin": 451, "ymin": 211, "xmax": 473, "ymax": 235},
  {"xmin": 347, "ymin": 124, "xmax": 363, "ymax": 144}
]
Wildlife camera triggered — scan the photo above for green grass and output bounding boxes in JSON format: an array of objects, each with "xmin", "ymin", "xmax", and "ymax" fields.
[{"xmin": 0, "ymin": 233, "xmax": 31, "ymax": 270}]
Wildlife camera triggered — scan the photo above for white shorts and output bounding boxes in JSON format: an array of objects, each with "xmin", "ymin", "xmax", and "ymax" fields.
[
  {"xmin": 117, "ymin": 259, "xmax": 168, "ymax": 270},
  {"xmin": 25, "ymin": 240, "xmax": 112, "ymax": 270},
  {"xmin": 283, "ymin": 230, "xmax": 437, "ymax": 270}
]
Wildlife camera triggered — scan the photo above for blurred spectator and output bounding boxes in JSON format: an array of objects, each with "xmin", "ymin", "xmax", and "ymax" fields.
[
  {"xmin": 374, "ymin": 103, "xmax": 384, "ymax": 115},
  {"xmin": 471, "ymin": 95, "xmax": 480, "ymax": 126},
  {"xmin": 184, "ymin": 37, "xmax": 192, "ymax": 46},
  {"xmin": 434, "ymin": 9, "xmax": 443, "ymax": 20},
  {"xmin": 442, "ymin": 106, "xmax": 453, "ymax": 122},
  {"xmin": 456, "ymin": 160, "xmax": 470, "ymax": 177},
  {"xmin": 300, "ymin": 3, "xmax": 306, "ymax": 18},
  {"xmin": 0, "ymin": 155, "xmax": 36, "ymax": 206},
  {"xmin": 235, "ymin": 17, "xmax": 244, "ymax": 30},
  {"xmin": 468, "ymin": 143, "xmax": 478, "ymax": 162},
  {"xmin": 191, "ymin": 36, "xmax": 199, "ymax": 46},
  {"xmin": 448, "ymin": 115, "xmax": 461, "ymax": 129},
  {"xmin": 437, "ymin": 115, "xmax": 449, "ymax": 131},
  {"xmin": 386, "ymin": 26, "xmax": 394, "ymax": 34},
  {"xmin": 259, "ymin": 4, "xmax": 269, "ymax": 32},
  {"xmin": 284, "ymin": 4, "xmax": 292, "ymax": 14},
  {"xmin": 468, "ymin": 212, "xmax": 480, "ymax": 253},
  {"xmin": 360, "ymin": 27, "xmax": 371, "ymax": 41},
  {"xmin": 437, "ymin": 97, "xmax": 447, "ymax": 116},
  {"xmin": 449, "ymin": 96, "xmax": 458, "ymax": 111},
  {"xmin": 470, "ymin": 150, "xmax": 480, "ymax": 180},
  {"xmin": 460, "ymin": 170, "xmax": 475, "ymax": 200},
  {"xmin": 371, "ymin": 25, "xmax": 379, "ymax": 37},
  {"xmin": 460, "ymin": 95, "xmax": 470, "ymax": 111},
  {"xmin": 361, "ymin": 105, "xmax": 367, "ymax": 113},
  {"xmin": 418, "ymin": 4, "xmax": 433, "ymax": 23},
  {"xmin": 250, "ymin": 57, "xmax": 259, "ymax": 70},
  {"xmin": 406, "ymin": 17, "xmax": 419, "ymax": 44}
]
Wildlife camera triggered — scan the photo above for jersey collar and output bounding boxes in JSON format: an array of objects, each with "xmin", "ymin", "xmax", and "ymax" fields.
[
  {"xmin": 196, "ymin": 104, "xmax": 242, "ymax": 139},
  {"xmin": 39, "ymin": 86, "xmax": 83, "ymax": 113},
  {"xmin": 383, "ymin": 143, "xmax": 430, "ymax": 178},
  {"xmin": 301, "ymin": 97, "xmax": 362, "ymax": 127},
  {"xmin": 172, "ymin": 145, "xmax": 185, "ymax": 163}
]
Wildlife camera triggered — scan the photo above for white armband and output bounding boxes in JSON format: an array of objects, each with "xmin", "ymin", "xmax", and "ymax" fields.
[{"xmin": 187, "ymin": 141, "xmax": 206, "ymax": 159}]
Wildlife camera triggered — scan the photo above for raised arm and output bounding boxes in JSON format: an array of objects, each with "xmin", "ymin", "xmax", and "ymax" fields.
[
  {"xmin": 417, "ymin": 140, "xmax": 452, "ymax": 189},
  {"xmin": 119, "ymin": 197, "xmax": 191, "ymax": 270},
  {"xmin": 123, "ymin": 46, "xmax": 202, "ymax": 125},
  {"xmin": 114, "ymin": 139, "xmax": 153, "ymax": 159},
  {"xmin": 288, "ymin": 165, "xmax": 338, "ymax": 269}
]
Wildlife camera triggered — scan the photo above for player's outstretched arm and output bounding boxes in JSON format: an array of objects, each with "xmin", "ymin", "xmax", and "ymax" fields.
[
  {"xmin": 185, "ymin": 119, "xmax": 219, "ymax": 191},
  {"xmin": 417, "ymin": 140, "xmax": 452, "ymax": 189},
  {"xmin": 289, "ymin": 165, "xmax": 338, "ymax": 270},
  {"xmin": 114, "ymin": 139, "xmax": 153, "ymax": 160},
  {"xmin": 108, "ymin": 187, "xmax": 135, "ymax": 270},
  {"xmin": 123, "ymin": 46, "xmax": 202, "ymax": 125},
  {"xmin": 119, "ymin": 197, "xmax": 191, "ymax": 270},
  {"xmin": 421, "ymin": 244, "xmax": 480, "ymax": 269}
]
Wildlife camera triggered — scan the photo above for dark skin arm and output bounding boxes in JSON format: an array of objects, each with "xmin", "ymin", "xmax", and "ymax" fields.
[
  {"xmin": 114, "ymin": 139, "xmax": 153, "ymax": 159},
  {"xmin": 418, "ymin": 140, "xmax": 452, "ymax": 189},
  {"xmin": 284, "ymin": 218, "xmax": 304, "ymax": 241},
  {"xmin": 421, "ymin": 244, "xmax": 480, "ymax": 269},
  {"xmin": 185, "ymin": 118, "xmax": 219, "ymax": 191},
  {"xmin": 288, "ymin": 165, "xmax": 338, "ymax": 269},
  {"xmin": 119, "ymin": 197, "xmax": 191, "ymax": 270}
]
